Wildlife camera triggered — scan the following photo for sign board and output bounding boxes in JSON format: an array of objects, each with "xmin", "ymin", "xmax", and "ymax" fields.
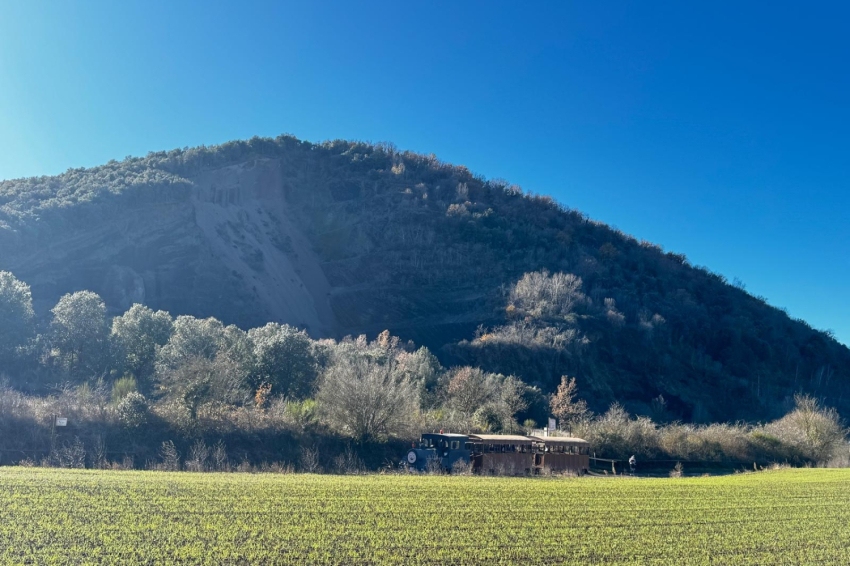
[
  {"xmin": 548, "ymin": 417, "xmax": 557, "ymax": 432},
  {"xmin": 55, "ymin": 417, "xmax": 68, "ymax": 427}
]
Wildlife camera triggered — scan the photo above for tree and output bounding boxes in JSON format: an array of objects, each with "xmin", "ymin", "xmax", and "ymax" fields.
[
  {"xmin": 111, "ymin": 304, "xmax": 173, "ymax": 386},
  {"xmin": 396, "ymin": 346, "xmax": 443, "ymax": 408},
  {"xmin": 767, "ymin": 394, "xmax": 847, "ymax": 463},
  {"xmin": 396, "ymin": 346, "xmax": 442, "ymax": 389},
  {"xmin": 473, "ymin": 405, "xmax": 503, "ymax": 432},
  {"xmin": 116, "ymin": 391, "xmax": 150, "ymax": 429},
  {"xmin": 156, "ymin": 316, "xmax": 227, "ymax": 372},
  {"xmin": 155, "ymin": 316, "xmax": 253, "ymax": 375},
  {"xmin": 220, "ymin": 324, "xmax": 255, "ymax": 376},
  {"xmin": 442, "ymin": 367, "xmax": 500, "ymax": 417},
  {"xmin": 550, "ymin": 376, "xmax": 590, "ymax": 431},
  {"xmin": 154, "ymin": 316, "xmax": 253, "ymax": 412},
  {"xmin": 440, "ymin": 367, "xmax": 529, "ymax": 431},
  {"xmin": 247, "ymin": 323, "xmax": 318, "ymax": 399},
  {"xmin": 510, "ymin": 270, "xmax": 585, "ymax": 319},
  {"xmin": 497, "ymin": 376, "xmax": 529, "ymax": 427},
  {"xmin": 50, "ymin": 291, "xmax": 110, "ymax": 377},
  {"xmin": 316, "ymin": 354, "xmax": 421, "ymax": 443},
  {"xmin": 0, "ymin": 271, "xmax": 35, "ymax": 365},
  {"xmin": 157, "ymin": 354, "xmax": 249, "ymax": 420}
]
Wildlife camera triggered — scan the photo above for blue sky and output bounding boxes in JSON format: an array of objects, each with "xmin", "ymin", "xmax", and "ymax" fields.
[{"xmin": 1, "ymin": 1, "xmax": 848, "ymax": 344}]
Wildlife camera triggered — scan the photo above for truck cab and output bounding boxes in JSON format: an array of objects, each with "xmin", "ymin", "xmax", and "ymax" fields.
[{"xmin": 406, "ymin": 433, "xmax": 470, "ymax": 472}]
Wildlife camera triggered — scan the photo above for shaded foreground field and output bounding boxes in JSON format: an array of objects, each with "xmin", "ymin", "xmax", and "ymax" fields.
[{"xmin": 0, "ymin": 468, "xmax": 849, "ymax": 564}]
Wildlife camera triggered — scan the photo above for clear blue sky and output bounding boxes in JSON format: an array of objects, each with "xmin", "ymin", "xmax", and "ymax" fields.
[{"xmin": 1, "ymin": 1, "xmax": 848, "ymax": 345}]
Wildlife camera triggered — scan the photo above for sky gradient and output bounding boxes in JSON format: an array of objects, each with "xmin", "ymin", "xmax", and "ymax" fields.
[{"xmin": 1, "ymin": 1, "xmax": 848, "ymax": 344}]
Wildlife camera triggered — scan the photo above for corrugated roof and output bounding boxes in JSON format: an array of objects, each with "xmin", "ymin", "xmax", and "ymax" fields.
[
  {"xmin": 468, "ymin": 434, "xmax": 535, "ymax": 443},
  {"xmin": 422, "ymin": 433, "xmax": 469, "ymax": 438},
  {"xmin": 530, "ymin": 436, "xmax": 589, "ymax": 444},
  {"xmin": 420, "ymin": 433, "xmax": 591, "ymax": 445}
]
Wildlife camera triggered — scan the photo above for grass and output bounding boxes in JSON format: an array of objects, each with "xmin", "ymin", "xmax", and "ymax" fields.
[{"xmin": 0, "ymin": 468, "xmax": 848, "ymax": 564}]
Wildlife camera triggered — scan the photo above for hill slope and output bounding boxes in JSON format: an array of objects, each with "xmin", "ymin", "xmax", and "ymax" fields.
[{"xmin": 1, "ymin": 136, "xmax": 847, "ymax": 421}]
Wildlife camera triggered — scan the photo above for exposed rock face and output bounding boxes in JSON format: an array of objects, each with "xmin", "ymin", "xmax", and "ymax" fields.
[
  {"xmin": 103, "ymin": 266, "xmax": 145, "ymax": 311},
  {"xmin": 1, "ymin": 158, "xmax": 335, "ymax": 336},
  {"xmin": 0, "ymin": 144, "xmax": 498, "ymax": 343}
]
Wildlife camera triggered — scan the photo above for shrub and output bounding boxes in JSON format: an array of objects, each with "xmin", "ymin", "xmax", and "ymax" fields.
[
  {"xmin": 299, "ymin": 445, "xmax": 321, "ymax": 473},
  {"xmin": 317, "ymin": 353, "xmax": 420, "ymax": 443},
  {"xmin": 669, "ymin": 462, "xmax": 684, "ymax": 478},
  {"xmin": 117, "ymin": 392, "xmax": 149, "ymax": 429},
  {"xmin": 158, "ymin": 441, "xmax": 180, "ymax": 471},
  {"xmin": 185, "ymin": 440, "xmax": 209, "ymax": 472},
  {"xmin": 111, "ymin": 376, "xmax": 138, "ymax": 404},
  {"xmin": 472, "ymin": 405, "xmax": 503, "ymax": 433},
  {"xmin": 577, "ymin": 404, "xmax": 659, "ymax": 459},
  {"xmin": 765, "ymin": 395, "xmax": 847, "ymax": 464}
]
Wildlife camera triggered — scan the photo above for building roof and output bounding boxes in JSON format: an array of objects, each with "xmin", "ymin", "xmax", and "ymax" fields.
[
  {"xmin": 468, "ymin": 434, "xmax": 535, "ymax": 444},
  {"xmin": 530, "ymin": 436, "xmax": 589, "ymax": 445},
  {"xmin": 420, "ymin": 432, "xmax": 591, "ymax": 445}
]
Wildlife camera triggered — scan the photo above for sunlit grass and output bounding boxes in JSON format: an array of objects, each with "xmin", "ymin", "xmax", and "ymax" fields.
[{"xmin": 0, "ymin": 468, "xmax": 848, "ymax": 564}]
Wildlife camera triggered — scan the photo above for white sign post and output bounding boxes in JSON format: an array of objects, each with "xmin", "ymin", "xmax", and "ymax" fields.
[
  {"xmin": 548, "ymin": 417, "xmax": 557, "ymax": 432},
  {"xmin": 55, "ymin": 417, "xmax": 67, "ymax": 427}
]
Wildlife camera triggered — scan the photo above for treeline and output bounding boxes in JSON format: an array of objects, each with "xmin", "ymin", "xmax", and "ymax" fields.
[
  {"xmin": 0, "ymin": 269, "xmax": 548, "ymax": 466},
  {"xmin": 1, "ymin": 269, "xmax": 847, "ymax": 471}
]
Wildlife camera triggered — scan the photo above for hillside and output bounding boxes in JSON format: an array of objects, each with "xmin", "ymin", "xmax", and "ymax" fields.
[{"xmin": 1, "ymin": 135, "xmax": 848, "ymax": 422}]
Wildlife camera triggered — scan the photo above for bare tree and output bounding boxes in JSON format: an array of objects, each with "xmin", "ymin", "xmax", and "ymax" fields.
[
  {"xmin": 767, "ymin": 395, "xmax": 846, "ymax": 463},
  {"xmin": 185, "ymin": 440, "xmax": 209, "ymax": 472},
  {"xmin": 443, "ymin": 367, "xmax": 499, "ymax": 417},
  {"xmin": 510, "ymin": 270, "xmax": 585, "ymax": 319},
  {"xmin": 550, "ymin": 376, "xmax": 590, "ymax": 431},
  {"xmin": 441, "ymin": 367, "xmax": 528, "ymax": 432},
  {"xmin": 316, "ymin": 354, "xmax": 420, "ymax": 443},
  {"xmin": 212, "ymin": 440, "xmax": 229, "ymax": 472},
  {"xmin": 299, "ymin": 445, "xmax": 321, "ymax": 473},
  {"xmin": 158, "ymin": 441, "xmax": 180, "ymax": 471}
]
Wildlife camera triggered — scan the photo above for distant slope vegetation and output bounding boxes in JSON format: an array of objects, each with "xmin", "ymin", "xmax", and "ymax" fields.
[{"xmin": 1, "ymin": 136, "xmax": 847, "ymax": 422}]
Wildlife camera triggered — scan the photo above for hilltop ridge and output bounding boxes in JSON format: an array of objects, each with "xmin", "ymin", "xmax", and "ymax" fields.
[{"xmin": 1, "ymin": 135, "xmax": 847, "ymax": 421}]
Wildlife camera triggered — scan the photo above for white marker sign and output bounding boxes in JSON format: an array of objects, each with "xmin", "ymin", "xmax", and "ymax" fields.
[{"xmin": 55, "ymin": 417, "xmax": 68, "ymax": 427}]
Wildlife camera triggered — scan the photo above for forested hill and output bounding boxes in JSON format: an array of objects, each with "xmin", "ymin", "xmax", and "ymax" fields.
[{"xmin": 1, "ymin": 136, "xmax": 847, "ymax": 422}]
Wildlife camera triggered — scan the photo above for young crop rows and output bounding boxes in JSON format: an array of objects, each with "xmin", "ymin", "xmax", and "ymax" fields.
[{"xmin": 0, "ymin": 468, "xmax": 848, "ymax": 564}]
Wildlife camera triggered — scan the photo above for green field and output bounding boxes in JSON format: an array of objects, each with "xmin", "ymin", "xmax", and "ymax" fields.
[{"xmin": 0, "ymin": 468, "xmax": 848, "ymax": 565}]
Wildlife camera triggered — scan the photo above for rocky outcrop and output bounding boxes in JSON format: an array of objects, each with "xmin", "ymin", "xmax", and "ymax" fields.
[{"xmin": 0, "ymin": 158, "xmax": 336, "ymax": 336}]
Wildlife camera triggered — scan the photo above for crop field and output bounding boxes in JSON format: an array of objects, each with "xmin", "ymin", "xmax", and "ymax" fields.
[{"xmin": 0, "ymin": 468, "xmax": 848, "ymax": 565}]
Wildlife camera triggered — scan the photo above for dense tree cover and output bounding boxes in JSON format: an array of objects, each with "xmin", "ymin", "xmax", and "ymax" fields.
[
  {"xmin": 0, "ymin": 270, "xmax": 845, "ymax": 468},
  {"xmin": 0, "ymin": 135, "xmax": 848, "ymax": 423},
  {"xmin": 0, "ymin": 276, "xmax": 539, "ymax": 445}
]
